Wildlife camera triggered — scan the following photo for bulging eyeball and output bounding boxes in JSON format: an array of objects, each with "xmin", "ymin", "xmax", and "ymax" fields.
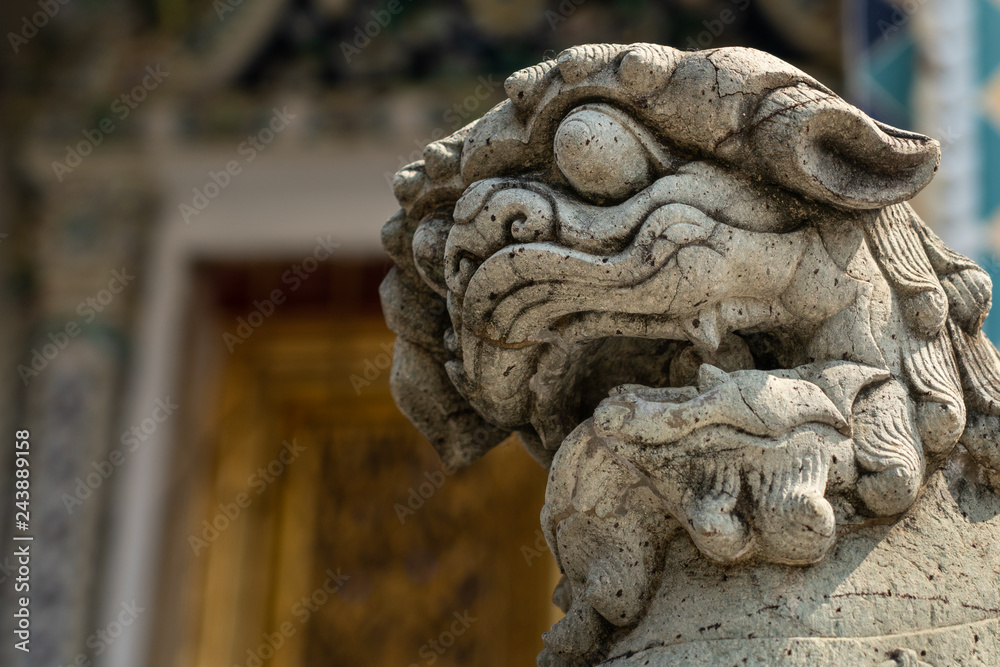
[{"xmin": 554, "ymin": 104, "xmax": 656, "ymax": 203}]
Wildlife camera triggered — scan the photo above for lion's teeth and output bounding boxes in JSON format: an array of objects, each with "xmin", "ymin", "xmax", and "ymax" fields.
[
  {"xmin": 697, "ymin": 364, "xmax": 729, "ymax": 392},
  {"xmin": 683, "ymin": 309, "xmax": 721, "ymax": 352}
]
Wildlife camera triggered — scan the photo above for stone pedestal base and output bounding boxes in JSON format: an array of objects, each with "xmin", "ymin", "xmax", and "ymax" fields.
[{"xmin": 602, "ymin": 465, "xmax": 1000, "ymax": 666}]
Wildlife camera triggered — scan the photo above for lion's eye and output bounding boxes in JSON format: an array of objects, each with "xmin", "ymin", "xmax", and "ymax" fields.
[{"xmin": 554, "ymin": 104, "xmax": 657, "ymax": 204}]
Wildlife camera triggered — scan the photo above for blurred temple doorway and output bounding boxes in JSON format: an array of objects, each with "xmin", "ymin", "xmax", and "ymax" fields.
[
  {"xmin": 82, "ymin": 130, "xmax": 564, "ymax": 666},
  {"xmin": 146, "ymin": 259, "xmax": 558, "ymax": 666}
]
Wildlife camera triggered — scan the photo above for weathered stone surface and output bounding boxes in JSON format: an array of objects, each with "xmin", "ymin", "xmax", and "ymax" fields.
[
  {"xmin": 380, "ymin": 43, "xmax": 1000, "ymax": 665},
  {"xmin": 600, "ymin": 462, "xmax": 1000, "ymax": 666}
]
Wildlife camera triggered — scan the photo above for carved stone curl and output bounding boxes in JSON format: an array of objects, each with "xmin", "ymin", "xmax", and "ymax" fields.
[{"xmin": 380, "ymin": 44, "xmax": 1000, "ymax": 665}]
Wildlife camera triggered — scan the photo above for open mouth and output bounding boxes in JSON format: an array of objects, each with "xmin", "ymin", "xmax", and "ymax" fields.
[
  {"xmin": 452, "ymin": 319, "xmax": 800, "ymax": 453},
  {"xmin": 528, "ymin": 332, "xmax": 768, "ymax": 451},
  {"xmin": 439, "ymin": 177, "xmax": 821, "ymax": 450}
]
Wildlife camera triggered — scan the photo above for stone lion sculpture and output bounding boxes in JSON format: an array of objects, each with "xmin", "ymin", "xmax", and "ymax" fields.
[{"xmin": 380, "ymin": 44, "xmax": 1000, "ymax": 665}]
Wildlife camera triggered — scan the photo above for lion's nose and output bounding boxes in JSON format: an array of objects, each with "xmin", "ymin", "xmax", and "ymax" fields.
[{"xmin": 445, "ymin": 186, "xmax": 556, "ymax": 297}]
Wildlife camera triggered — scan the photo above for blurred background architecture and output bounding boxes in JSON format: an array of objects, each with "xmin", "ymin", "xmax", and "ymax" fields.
[{"xmin": 0, "ymin": 1, "xmax": 997, "ymax": 665}]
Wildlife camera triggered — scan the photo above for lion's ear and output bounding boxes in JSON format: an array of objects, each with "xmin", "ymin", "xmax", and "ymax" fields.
[{"xmin": 719, "ymin": 84, "xmax": 941, "ymax": 210}]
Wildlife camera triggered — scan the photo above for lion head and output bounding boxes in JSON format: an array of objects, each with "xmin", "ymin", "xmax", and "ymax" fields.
[{"xmin": 380, "ymin": 43, "xmax": 1000, "ymax": 664}]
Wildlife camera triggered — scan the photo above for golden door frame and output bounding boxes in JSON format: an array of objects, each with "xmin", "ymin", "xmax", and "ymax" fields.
[{"xmin": 147, "ymin": 261, "xmax": 560, "ymax": 667}]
